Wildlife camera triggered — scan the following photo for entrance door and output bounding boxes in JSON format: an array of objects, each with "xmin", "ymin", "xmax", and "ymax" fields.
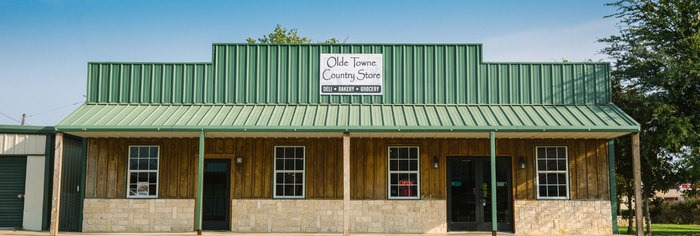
[
  {"xmin": 202, "ymin": 159, "xmax": 230, "ymax": 230},
  {"xmin": 0, "ymin": 156, "xmax": 27, "ymax": 229},
  {"xmin": 447, "ymin": 156, "xmax": 513, "ymax": 232}
]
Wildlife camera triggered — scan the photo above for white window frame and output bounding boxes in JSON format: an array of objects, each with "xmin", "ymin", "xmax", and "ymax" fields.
[
  {"xmin": 535, "ymin": 146, "xmax": 570, "ymax": 200},
  {"xmin": 273, "ymin": 146, "xmax": 306, "ymax": 199},
  {"xmin": 126, "ymin": 145, "xmax": 160, "ymax": 199},
  {"xmin": 387, "ymin": 146, "xmax": 420, "ymax": 200}
]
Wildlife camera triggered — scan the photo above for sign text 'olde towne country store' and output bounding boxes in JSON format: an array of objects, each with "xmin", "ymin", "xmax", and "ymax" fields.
[{"xmin": 320, "ymin": 54, "xmax": 383, "ymax": 95}]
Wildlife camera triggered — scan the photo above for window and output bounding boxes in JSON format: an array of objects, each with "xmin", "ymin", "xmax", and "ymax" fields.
[
  {"xmin": 274, "ymin": 146, "xmax": 305, "ymax": 198},
  {"xmin": 388, "ymin": 146, "xmax": 420, "ymax": 199},
  {"xmin": 536, "ymin": 146, "xmax": 569, "ymax": 199},
  {"xmin": 127, "ymin": 145, "xmax": 159, "ymax": 198}
]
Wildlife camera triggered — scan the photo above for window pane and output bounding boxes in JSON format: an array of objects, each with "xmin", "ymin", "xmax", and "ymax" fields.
[
  {"xmin": 557, "ymin": 147, "xmax": 566, "ymax": 158},
  {"xmin": 139, "ymin": 147, "xmax": 149, "ymax": 158},
  {"xmin": 284, "ymin": 159, "xmax": 295, "ymax": 170},
  {"xmin": 138, "ymin": 159, "xmax": 148, "ymax": 170},
  {"xmin": 557, "ymin": 160, "xmax": 567, "ymax": 171},
  {"xmin": 389, "ymin": 148, "xmax": 397, "ymax": 159},
  {"xmin": 548, "ymin": 186, "xmax": 558, "ymax": 197},
  {"xmin": 390, "ymin": 173, "xmax": 398, "ymax": 185},
  {"xmin": 149, "ymin": 172, "xmax": 157, "ymax": 184},
  {"xmin": 129, "ymin": 158, "xmax": 138, "ymax": 170},
  {"xmin": 539, "ymin": 186, "xmax": 547, "ymax": 197},
  {"xmin": 537, "ymin": 160, "xmax": 546, "ymax": 171},
  {"xmin": 399, "ymin": 148, "xmax": 408, "ymax": 159},
  {"xmin": 286, "ymin": 147, "xmax": 295, "ymax": 158},
  {"xmin": 537, "ymin": 148, "xmax": 546, "ymax": 159},
  {"xmin": 558, "ymin": 186, "xmax": 567, "ymax": 197},
  {"xmin": 295, "ymin": 174, "xmax": 303, "ymax": 184},
  {"xmin": 538, "ymin": 173, "xmax": 547, "ymax": 185},
  {"xmin": 276, "ymin": 173, "xmax": 283, "ymax": 183},
  {"xmin": 558, "ymin": 173, "xmax": 566, "ymax": 184},
  {"xmin": 276, "ymin": 185, "xmax": 283, "ymax": 196},
  {"xmin": 275, "ymin": 159, "xmax": 283, "ymax": 170},
  {"xmin": 547, "ymin": 173, "xmax": 558, "ymax": 185},
  {"xmin": 275, "ymin": 148, "xmax": 284, "ymax": 159},
  {"xmin": 409, "ymin": 148, "xmax": 418, "ymax": 159},
  {"xmin": 295, "ymin": 148, "xmax": 303, "ymax": 159},
  {"xmin": 294, "ymin": 185, "xmax": 303, "ymax": 196},
  {"xmin": 295, "ymin": 159, "xmax": 304, "ymax": 171},
  {"xmin": 409, "ymin": 159, "xmax": 418, "ymax": 171},
  {"xmin": 149, "ymin": 159, "xmax": 158, "ymax": 170},
  {"xmin": 390, "ymin": 160, "xmax": 397, "ymax": 171},
  {"xmin": 130, "ymin": 147, "xmax": 138, "ymax": 158},
  {"xmin": 546, "ymin": 160, "xmax": 557, "ymax": 171},
  {"xmin": 284, "ymin": 185, "xmax": 294, "ymax": 196},
  {"xmin": 390, "ymin": 186, "xmax": 398, "ymax": 197},
  {"xmin": 399, "ymin": 160, "xmax": 409, "ymax": 171},
  {"xmin": 546, "ymin": 147, "xmax": 556, "ymax": 159},
  {"xmin": 149, "ymin": 184, "xmax": 156, "ymax": 196},
  {"xmin": 130, "ymin": 172, "xmax": 138, "ymax": 184},
  {"xmin": 150, "ymin": 147, "xmax": 158, "ymax": 158},
  {"xmin": 138, "ymin": 172, "xmax": 148, "ymax": 182}
]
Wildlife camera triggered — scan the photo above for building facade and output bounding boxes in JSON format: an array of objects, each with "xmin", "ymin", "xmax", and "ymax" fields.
[{"xmin": 55, "ymin": 43, "xmax": 640, "ymax": 235}]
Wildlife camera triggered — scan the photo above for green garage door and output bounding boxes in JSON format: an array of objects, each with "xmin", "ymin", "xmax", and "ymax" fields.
[{"xmin": 0, "ymin": 156, "xmax": 27, "ymax": 229}]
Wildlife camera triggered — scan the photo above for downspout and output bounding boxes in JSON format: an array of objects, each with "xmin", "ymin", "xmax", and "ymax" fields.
[
  {"xmin": 608, "ymin": 139, "xmax": 619, "ymax": 234},
  {"xmin": 195, "ymin": 130, "xmax": 205, "ymax": 235}
]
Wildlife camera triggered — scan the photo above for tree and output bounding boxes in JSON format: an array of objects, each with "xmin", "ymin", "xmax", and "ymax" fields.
[
  {"xmin": 600, "ymin": 0, "xmax": 700, "ymax": 234},
  {"xmin": 247, "ymin": 24, "xmax": 338, "ymax": 44}
]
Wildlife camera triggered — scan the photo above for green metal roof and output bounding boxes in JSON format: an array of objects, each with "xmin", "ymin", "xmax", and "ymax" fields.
[
  {"xmin": 86, "ymin": 44, "xmax": 611, "ymax": 105},
  {"xmin": 56, "ymin": 104, "xmax": 639, "ymax": 133}
]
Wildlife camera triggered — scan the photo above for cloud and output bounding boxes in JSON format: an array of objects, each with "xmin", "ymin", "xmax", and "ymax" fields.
[{"xmin": 481, "ymin": 19, "xmax": 618, "ymax": 63}]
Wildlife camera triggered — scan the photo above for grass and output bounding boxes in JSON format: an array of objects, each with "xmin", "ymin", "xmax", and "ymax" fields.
[{"xmin": 619, "ymin": 224, "xmax": 700, "ymax": 235}]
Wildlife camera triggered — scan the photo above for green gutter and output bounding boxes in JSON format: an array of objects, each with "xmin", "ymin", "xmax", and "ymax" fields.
[
  {"xmin": 609, "ymin": 139, "xmax": 619, "ymax": 234},
  {"xmin": 55, "ymin": 126, "xmax": 641, "ymax": 133}
]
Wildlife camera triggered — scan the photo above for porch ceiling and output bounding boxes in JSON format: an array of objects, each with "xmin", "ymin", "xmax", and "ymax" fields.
[{"xmin": 57, "ymin": 103, "xmax": 639, "ymax": 139}]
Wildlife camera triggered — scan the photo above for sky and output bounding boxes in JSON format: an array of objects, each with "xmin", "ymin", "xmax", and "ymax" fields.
[{"xmin": 0, "ymin": 0, "xmax": 620, "ymax": 125}]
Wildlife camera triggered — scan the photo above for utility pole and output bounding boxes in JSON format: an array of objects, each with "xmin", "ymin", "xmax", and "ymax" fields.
[{"xmin": 20, "ymin": 113, "xmax": 26, "ymax": 125}]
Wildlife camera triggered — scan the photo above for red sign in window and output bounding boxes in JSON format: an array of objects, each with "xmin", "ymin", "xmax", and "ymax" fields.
[{"xmin": 399, "ymin": 179, "xmax": 414, "ymax": 196}]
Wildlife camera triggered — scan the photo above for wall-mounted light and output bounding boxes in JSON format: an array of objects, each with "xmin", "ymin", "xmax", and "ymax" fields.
[
  {"xmin": 519, "ymin": 156, "xmax": 526, "ymax": 169},
  {"xmin": 236, "ymin": 155, "xmax": 244, "ymax": 171},
  {"xmin": 433, "ymin": 156, "xmax": 439, "ymax": 169}
]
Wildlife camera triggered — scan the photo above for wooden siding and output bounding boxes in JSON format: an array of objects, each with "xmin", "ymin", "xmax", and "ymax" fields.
[{"xmin": 84, "ymin": 137, "xmax": 609, "ymax": 200}]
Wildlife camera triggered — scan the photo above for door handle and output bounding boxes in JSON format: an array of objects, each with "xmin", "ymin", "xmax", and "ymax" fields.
[{"xmin": 17, "ymin": 194, "xmax": 24, "ymax": 200}]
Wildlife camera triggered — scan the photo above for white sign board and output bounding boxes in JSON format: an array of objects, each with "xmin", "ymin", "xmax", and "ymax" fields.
[{"xmin": 319, "ymin": 54, "xmax": 383, "ymax": 95}]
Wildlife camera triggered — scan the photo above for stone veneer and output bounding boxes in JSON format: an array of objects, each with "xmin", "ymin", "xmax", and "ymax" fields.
[
  {"xmin": 230, "ymin": 199, "xmax": 446, "ymax": 233},
  {"xmin": 514, "ymin": 200, "xmax": 612, "ymax": 235},
  {"xmin": 83, "ymin": 199, "xmax": 194, "ymax": 232}
]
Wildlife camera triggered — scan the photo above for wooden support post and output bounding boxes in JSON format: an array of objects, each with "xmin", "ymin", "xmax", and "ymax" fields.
[
  {"xmin": 196, "ymin": 131, "xmax": 205, "ymax": 235},
  {"xmin": 343, "ymin": 132, "xmax": 351, "ymax": 236},
  {"xmin": 489, "ymin": 131, "xmax": 497, "ymax": 236},
  {"xmin": 49, "ymin": 133, "xmax": 63, "ymax": 236},
  {"xmin": 632, "ymin": 133, "xmax": 643, "ymax": 236}
]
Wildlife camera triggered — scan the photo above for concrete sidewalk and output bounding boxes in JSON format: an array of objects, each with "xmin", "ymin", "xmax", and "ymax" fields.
[{"xmin": 0, "ymin": 230, "xmax": 523, "ymax": 236}]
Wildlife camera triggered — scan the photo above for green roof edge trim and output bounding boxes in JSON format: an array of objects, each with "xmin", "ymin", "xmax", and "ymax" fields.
[{"xmin": 0, "ymin": 125, "xmax": 56, "ymax": 134}]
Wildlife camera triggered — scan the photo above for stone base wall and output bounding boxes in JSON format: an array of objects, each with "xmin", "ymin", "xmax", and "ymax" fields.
[
  {"xmin": 83, "ymin": 199, "xmax": 194, "ymax": 232},
  {"xmin": 514, "ymin": 200, "xmax": 612, "ymax": 235},
  {"xmin": 231, "ymin": 199, "xmax": 446, "ymax": 233}
]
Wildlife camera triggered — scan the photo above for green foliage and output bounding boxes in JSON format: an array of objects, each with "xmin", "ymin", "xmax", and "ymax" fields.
[
  {"xmin": 649, "ymin": 198, "xmax": 700, "ymax": 224},
  {"xmin": 601, "ymin": 0, "xmax": 700, "ymax": 200},
  {"xmin": 247, "ymin": 24, "xmax": 338, "ymax": 44},
  {"xmin": 620, "ymin": 223, "xmax": 700, "ymax": 235}
]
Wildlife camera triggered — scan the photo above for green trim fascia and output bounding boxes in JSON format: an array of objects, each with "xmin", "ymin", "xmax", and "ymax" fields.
[
  {"xmin": 609, "ymin": 139, "xmax": 619, "ymax": 234},
  {"xmin": 55, "ymin": 126, "xmax": 641, "ymax": 133},
  {"xmin": 0, "ymin": 125, "xmax": 55, "ymax": 134}
]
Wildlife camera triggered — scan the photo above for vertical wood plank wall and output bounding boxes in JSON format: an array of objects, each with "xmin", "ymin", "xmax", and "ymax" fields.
[{"xmin": 84, "ymin": 137, "xmax": 609, "ymax": 200}]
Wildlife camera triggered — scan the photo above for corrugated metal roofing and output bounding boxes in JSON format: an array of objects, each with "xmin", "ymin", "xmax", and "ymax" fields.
[
  {"xmin": 86, "ymin": 44, "xmax": 611, "ymax": 105},
  {"xmin": 56, "ymin": 104, "xmax": 639, "ymax": 133}
]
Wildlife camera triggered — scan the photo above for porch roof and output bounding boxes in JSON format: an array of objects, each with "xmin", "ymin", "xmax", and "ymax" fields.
[{"xmin": 56, "ymin": 104, "xmax": 639, "ymax": 138}]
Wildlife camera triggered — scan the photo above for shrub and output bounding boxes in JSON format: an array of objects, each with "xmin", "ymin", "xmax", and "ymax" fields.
[{"xmin": 650, "ymin": 198, "xmax": 700, "ymax": 224}]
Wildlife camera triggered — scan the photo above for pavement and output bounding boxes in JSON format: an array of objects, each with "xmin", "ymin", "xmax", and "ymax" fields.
[{"xmin": 0, "ymin": 231, "xmax": 519, "ymax": 236}]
